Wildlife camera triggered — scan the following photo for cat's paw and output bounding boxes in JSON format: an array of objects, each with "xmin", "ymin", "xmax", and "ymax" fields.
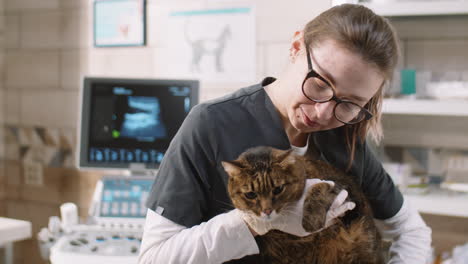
[{"xmin": 301, "ymin": 182, "xmax": 338, "ymax": 232}]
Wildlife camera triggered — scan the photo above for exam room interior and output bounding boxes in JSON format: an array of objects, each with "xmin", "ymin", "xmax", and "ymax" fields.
[{"xmin": 0, "ymin": 0, "xmax": 468, "ymax": 263}]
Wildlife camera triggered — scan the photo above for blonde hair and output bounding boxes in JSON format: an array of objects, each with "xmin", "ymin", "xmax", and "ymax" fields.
[{"xmin": 303, "ymin": 4, "xmax": 400, "ymax": 169}]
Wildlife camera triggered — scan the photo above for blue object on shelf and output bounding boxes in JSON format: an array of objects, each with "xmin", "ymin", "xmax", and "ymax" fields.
[{"xmin": 401, "ymin": 69, "xmax": 416, "ymax": 95}]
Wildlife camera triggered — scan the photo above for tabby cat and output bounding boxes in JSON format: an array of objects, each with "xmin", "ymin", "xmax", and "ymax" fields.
[{"xmin": 222, "ymin": 146, "xmax": 384, "ymax": 264}]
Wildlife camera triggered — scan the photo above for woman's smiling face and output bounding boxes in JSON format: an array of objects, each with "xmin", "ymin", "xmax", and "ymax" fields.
[{"xmin": 284, "ymin": 37, "xmax": 384, "ymax": 134}]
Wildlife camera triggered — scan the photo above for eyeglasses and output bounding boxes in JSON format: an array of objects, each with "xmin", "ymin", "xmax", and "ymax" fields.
[{"xmin": 302, "ymin": 46, "xmax": 373, "ymax": 125}]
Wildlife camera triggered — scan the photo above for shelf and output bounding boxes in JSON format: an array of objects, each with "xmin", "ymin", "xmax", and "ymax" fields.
[
  {"xmin": 404, "ymin": 193, "xmax": 468, "ymax": 218},
  {"xmin": 360, "ymin": 1, "xmax": 468, "ymax": 17},
  {"xmin": 382, "ymin": 98, "xmax": 468, "ymax": 116}
]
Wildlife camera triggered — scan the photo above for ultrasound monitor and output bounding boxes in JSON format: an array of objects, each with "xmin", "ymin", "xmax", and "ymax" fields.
[{"xmin": 79, "ymin": 77, "xmax": 199, "ymax": 170}]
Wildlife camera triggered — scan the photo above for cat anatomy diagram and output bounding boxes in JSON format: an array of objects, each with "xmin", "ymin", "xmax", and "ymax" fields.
[
  {"xmin": 184, "ymin": 21, "xmax": 232, "ymax": 73},
  {"xmin": 162, "ymin": 8, "xmax": 255, "ymax": 82}
]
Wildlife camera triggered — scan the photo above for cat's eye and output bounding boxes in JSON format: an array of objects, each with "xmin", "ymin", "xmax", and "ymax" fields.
[
  {"xmin": 272, "ymin": 185, "xmax": 284, "ymax": 195},
  {"xmin": 244, "ymin": 192, "xmax": 257, "ymax": 199}
]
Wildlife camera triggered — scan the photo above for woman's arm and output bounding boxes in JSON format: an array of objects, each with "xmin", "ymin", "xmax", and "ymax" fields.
[
  {"xmin": 359, "ymin": 143, "xmax": 432, "ymax": 263},
  {"xmin": 377, "ymin": 199, "xmax": 432, "ymax": 264},
  {"xmin": 138, "ymin": 209, "xmax": 259, "ymax": 264}
]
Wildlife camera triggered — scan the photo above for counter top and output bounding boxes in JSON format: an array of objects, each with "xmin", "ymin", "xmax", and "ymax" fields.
[{"xmin": 0, "ymin": 217, "xmax": 32, "ymax": 245}]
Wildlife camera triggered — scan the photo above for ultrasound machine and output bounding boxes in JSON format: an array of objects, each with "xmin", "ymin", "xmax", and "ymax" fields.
[{"xmin": 39, "ymin": 77, "xmax": 199, "ymax": 264}]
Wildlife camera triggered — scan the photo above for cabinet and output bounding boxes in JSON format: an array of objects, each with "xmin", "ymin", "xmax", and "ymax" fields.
[
  {"xmin": 350, "ymin": 1, "xmax": 468, "ymax": 256},
  {"xmin": 359, "ymin": 2, "xmax": 468, "ymax": 219},
  {"xmin": 382, "ymin": 98, "xmax": 468, "ymax": 221}
]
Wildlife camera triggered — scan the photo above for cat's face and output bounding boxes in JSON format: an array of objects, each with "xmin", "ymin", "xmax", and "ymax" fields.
[{"xmin": 222, "ymin": 147, "xmax": 306, "ymax": 222}]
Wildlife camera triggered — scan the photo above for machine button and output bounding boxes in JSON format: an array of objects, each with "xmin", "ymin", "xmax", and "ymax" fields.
[
  {"xmin": 131, "ymin": 246, "xmax": 138, "ymax": 253},
  {"xmin": 69, "ymin": 240, "xmax": 81, "ymax": 246},
  {"xmin": 103, "ymin": 246, "xmax": 117, "ymax": 254},
  {"xmin": 78, "ymin": 238, "xmax": 89, "ymax": 244}
]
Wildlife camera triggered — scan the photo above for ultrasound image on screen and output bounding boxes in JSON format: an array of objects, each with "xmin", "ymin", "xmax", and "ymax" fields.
[
  {"xmin": 119, "ymin": 96, "xmax": 167, "ymax": 140},
  {"xmin": 82, "ymin": 78, "xmax": 198, "ymax": 168}
]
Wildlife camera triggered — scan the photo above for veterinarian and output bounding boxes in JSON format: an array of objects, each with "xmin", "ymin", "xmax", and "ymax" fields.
[{"xmin": 139, "ymin": 4, "xmax": 431, "ymax": 264}]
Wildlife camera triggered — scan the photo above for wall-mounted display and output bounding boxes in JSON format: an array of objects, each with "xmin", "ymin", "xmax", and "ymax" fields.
[{"xmin": 94, "ymin": 0, "xmax": 146, "ymax": 47}]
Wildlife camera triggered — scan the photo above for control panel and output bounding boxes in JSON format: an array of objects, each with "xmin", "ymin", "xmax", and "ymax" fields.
[{"xmin": 49, "ymin": 176, "xmax": 153, "ymax": 264}]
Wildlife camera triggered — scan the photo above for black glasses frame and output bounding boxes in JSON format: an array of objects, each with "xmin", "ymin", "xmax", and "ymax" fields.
[{"xmin": 301, "ymin": 46, "xmax": 373, "ymax": 125}]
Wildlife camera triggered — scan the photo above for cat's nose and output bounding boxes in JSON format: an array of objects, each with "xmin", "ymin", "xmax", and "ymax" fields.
[{"xmin": 263, "ymin": 209, "xmax": 272, "ymax": 216}]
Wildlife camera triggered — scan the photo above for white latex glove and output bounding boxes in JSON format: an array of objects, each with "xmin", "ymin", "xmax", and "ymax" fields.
[
  {"xmin": 241, "ymin": 179, "xmax": 356, "ymax": 237},
  {"xmin": 323, "ymin": 187, "xmax": 356, "ymax": 229}
]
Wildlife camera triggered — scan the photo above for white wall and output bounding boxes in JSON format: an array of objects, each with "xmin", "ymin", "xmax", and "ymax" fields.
[{"xmin": 88, "ymin": 0, "xmax": 333, "ymax": 102}]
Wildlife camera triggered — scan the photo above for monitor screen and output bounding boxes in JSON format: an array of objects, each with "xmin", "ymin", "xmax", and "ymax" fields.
[{"xmin": 79, "ymin": 77, "xmax": 199, "ymax": 170}]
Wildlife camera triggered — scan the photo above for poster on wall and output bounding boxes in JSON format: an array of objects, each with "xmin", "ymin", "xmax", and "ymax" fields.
[
  {"xmin": 94, "ymin": 0, "xmax": 146, "ymax": 47},
  {"xmin": 159, "ymin": 7, "xmax": 256, "ymax": 83}
]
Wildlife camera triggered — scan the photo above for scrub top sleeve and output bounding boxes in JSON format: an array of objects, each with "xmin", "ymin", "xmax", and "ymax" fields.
[
  {"xmin": 361, "ymin": 142, "xmax": 404, "ymax": 220},
  {"xmin": 145, "ymin": 104, "xmax": 218, "ymax": 228}
]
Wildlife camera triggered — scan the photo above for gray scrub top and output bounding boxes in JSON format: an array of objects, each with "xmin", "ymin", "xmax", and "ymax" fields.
[{"xmin": 145, "ymin": 77, "xmax": 403, "ymax": 229}]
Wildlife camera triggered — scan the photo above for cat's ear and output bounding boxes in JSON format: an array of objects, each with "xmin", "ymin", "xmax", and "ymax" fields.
[
  {"xmin": 277, "ymin": 149, "xmax": 296, "ymax": 167},
  {"xmin": 221, "ymin": 160, "xmax": 244, "ymax": 176}
]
